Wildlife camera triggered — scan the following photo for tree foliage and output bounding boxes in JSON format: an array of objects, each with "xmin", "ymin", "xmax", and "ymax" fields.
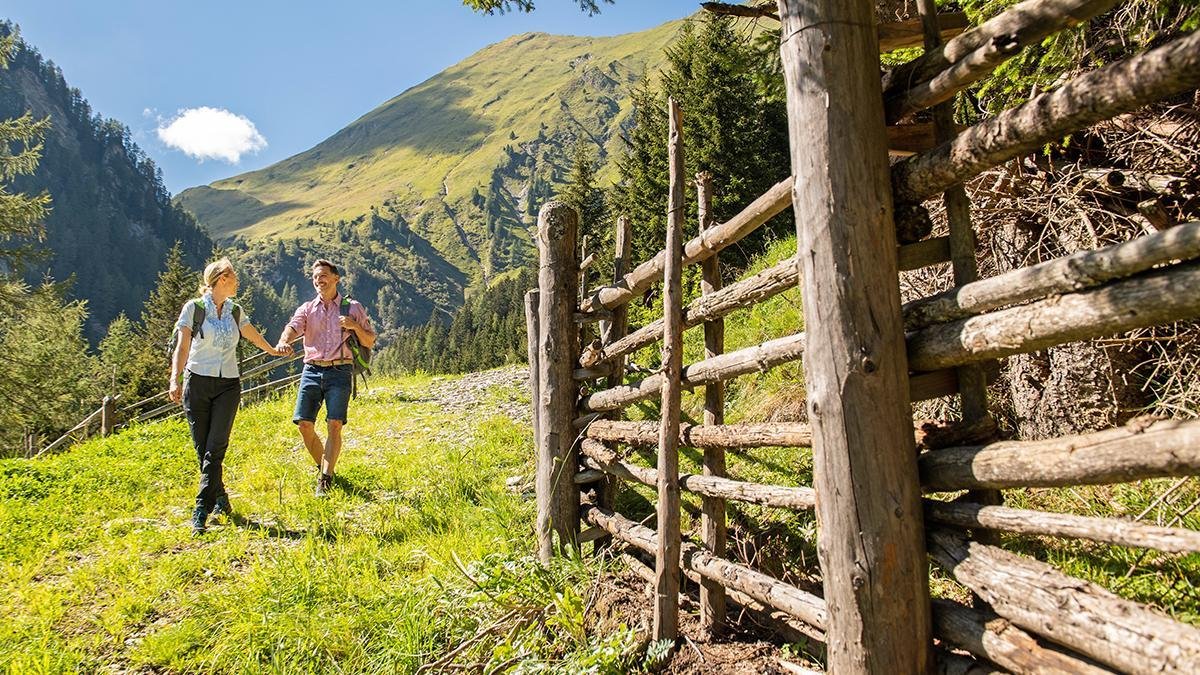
[
  {"xmin": 609, "ymin": 15, "xmax": 790, "ymax": 271},
  {"xmin": 375, "ymin": 267, "xmax": 533, "ymax": 374},
  {"xmin": 462, "ymin": 0, "xmax": 612, "ymax": 15},
  {"xmin": 0, "ymin": 22, "xmax": 211, "ymax": 341}
]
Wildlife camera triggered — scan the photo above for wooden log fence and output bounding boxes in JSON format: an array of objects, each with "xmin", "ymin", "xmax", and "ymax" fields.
[
  {"xmin": 929, "ymin": 529, "xmax": 1200, "ymax": 674},
  {"xmin": 525, "ymin": 1, "xmax": 1200, "ymax": 670}
]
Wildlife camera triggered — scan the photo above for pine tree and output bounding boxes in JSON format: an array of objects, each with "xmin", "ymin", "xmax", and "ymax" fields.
[
  {"xmin": 0, "ymin": 28, "xmax": 50, "ymax": 313},
  {"xmin": 0, "ymin": 284, "xmax": 101, "ymax": 454},
  {"xmin": 132, "ymin": 243, "xmax": 199, "ymax": 395},
  {"xmin": 98, "ymin": 312, "xmax": 140, "ymax": 401},
  {"xmin": 559, "ymin": 139, "xmax": 610, "ymax": 276},
  {"xmin": 609, "ymin": 15, "xmax": 790, "ymax": 270}
]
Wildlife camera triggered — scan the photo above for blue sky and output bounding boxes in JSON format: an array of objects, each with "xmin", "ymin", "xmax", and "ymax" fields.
[{"xmin": 4, "ymin": 1, "xmax": 700, "ymax": 194}]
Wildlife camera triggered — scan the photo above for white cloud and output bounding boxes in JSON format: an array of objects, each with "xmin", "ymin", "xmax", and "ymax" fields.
[{"xmin": 156, "ymin": 107, "xmax": 267, "ymax": 163}]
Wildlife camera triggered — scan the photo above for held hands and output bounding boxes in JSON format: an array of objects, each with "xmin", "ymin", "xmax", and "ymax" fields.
[{"xmin": 274, "ymin": 341, "xmax": 295, "ymax": 356}]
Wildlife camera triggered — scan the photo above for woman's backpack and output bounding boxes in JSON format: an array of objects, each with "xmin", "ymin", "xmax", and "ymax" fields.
[{"xmin": 168, "ymin": 299, "xmax": 242, "ymax": 356}]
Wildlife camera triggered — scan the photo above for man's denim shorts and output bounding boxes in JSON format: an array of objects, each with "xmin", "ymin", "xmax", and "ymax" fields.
[{"xmin": 293, "ymin": 363, "xmax": 353, "ymax": 425}]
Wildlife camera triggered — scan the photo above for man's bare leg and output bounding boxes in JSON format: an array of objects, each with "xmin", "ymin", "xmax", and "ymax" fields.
[
  {"xmin": 322, "ymin": 420, "xmax": 344, "ymax": 475},
  {"xmin": 298, "ymin": 421, "xmax": 324, "ymax": 468}
]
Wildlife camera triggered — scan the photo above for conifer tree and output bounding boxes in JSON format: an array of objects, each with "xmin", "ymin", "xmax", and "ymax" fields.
[
  {"xmin": 0, "ymin": 284, "xmax": 101, "ymax": 454},
  {"xmin": 132, "ymin": 243, "xmax": 199, "ymax": 394},
  {"xmin": 0, "ymin": 28, "xmax": 50, "ymax": 313},
  {"xmin": 98, "ymin": 312, "xmax": 140, "ymax": 402},
  {"xmin": 609, "ymin": 15, "xmax": 789, "ymax": 269},
  {"xmin": 559, "ymin": 139, "xmax": 610, "ymax": 276}
]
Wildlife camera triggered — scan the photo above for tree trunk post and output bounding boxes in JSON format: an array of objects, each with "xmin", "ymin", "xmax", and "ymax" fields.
[
  {"xmin": 778, "ymin": 0, "xmax": 933, "ymax": 671},
  {"xmin": 595, "ymin": 216, "xmax": 633, "ymax": 552},
  {"xmin": 525, "ymin": 289, "xmax": 541, "ymax": 467},
  {"xmin": 654, "ymin": 97, "xmax": 685, "ymax": 644},
  {"xmin": 535, "ymin": 201, "xmax": 580, "ymax": 562},
  {"xmin": 915, "ymin": 0, "xmax": 1002, "ymax": 526},
  {"xmin": 697, "ymin": 171, "xmax": 727, "ymax": 634},
  {"xmin": 100, "ymin": 396, "xmax": 116, "ymax": 437}
]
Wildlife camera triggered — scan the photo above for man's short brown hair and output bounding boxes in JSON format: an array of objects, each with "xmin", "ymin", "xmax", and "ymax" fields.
[{"xmin": 312, "ymin": 259, "xmax": 340, "ymax": 276}]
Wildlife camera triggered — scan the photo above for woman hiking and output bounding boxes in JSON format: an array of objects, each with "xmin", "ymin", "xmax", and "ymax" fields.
[{"xmin": 168, "ymin": 258, "xmax": 282, "ymax": 535}]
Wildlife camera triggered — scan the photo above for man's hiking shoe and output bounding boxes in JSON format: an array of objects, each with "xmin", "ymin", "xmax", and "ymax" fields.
[
  {"xmin": 316, "ymin": 472, "xmax": 334, "ymax": 497},
  {"xmin": 191, "ymin": 506, "xmax": 208, "ymax": 536},
  {"xmin": 212, "ymin": 494, "xmax": 233, "ymax": 519}
]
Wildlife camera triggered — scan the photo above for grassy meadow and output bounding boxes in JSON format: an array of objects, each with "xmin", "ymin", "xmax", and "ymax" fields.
[{"xmin": 0, "ymin": 373, "xmax": 640, "ymax": 673}]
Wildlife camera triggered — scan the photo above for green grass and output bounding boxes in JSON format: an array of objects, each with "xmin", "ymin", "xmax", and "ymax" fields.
[{"xmin": 0, "ymin": 373, "xmax": 640, "ymax": 673}]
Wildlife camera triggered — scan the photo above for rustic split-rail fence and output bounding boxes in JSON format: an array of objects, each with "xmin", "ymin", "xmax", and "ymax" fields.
[{"xmin": 526, "ymin": 0, "xmax": 1200, "ymax": 672}]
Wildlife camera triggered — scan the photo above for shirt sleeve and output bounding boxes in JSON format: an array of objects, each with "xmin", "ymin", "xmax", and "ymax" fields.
[
  {"xmin": 238, "ymin": 307, "xmax": 251, "ymax": 329},
  {"xmin": 175, "ymin": 301, "xmax": 195, "ymax": 333},
  {"xmin": 351, "ymin": 302, "xmax": 376, "ymax": 339},
  {"xmin": 286, "ymin": 302, "xmax": 308, "ymax": 334}
]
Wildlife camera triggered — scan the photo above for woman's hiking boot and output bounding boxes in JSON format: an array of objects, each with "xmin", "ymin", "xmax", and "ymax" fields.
[
  {"xmin": 316, "ymin": 472, "xmax": 334, "ymax": 497},
  {"xmin": 191, "ymin": 506, "xmax": 208, "ymax": 536},
  {"xmin": 212, "ymin": 494, "xmax": 233, "ymax": 519}
]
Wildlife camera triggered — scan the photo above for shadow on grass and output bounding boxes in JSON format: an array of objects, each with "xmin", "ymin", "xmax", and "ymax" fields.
[{"xmin": 230, "ymin": 513, "xmax": 308, "ymax": 540}]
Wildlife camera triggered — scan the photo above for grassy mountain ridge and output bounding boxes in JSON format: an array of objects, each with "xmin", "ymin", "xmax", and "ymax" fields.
[{"xmin": 176, "ymin": 18, "xmax": 688, "ymax": 294}]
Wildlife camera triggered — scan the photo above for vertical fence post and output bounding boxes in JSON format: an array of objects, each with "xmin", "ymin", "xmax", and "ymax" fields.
[
  {"xmin": 654, "ymin": 97, "xmax": 685, "ymax": 644},
  {"xmin": 779, "ymin": 1, "xmax": 933, "ymax": 672},
  {"xmin": 916, "ymin": 0, "xmax": 1001, "ymax": 519},
  {"xmin": 595, "ymin": 216, "xmax": 633, "ymax": 551},
  {"xmin": 525, "ymin": 288, "xmax": 541, "ymax": 472},
  {"xmin": 100, "ymin": 396, "xmax": 116, "ymax": 437},
  {"xmin": 535, "ymin": 201, "xmax": 580, "ymax": 563},
  {"xmin": 697, "ymin": 171, "xmax": 727, "ymax": 634}
]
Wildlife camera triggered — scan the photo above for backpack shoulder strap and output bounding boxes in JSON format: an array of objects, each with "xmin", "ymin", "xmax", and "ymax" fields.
[
  {"xmin": 231, "ymin": 302, "xmax": 242, "ymax": 327},
  {"xmin": 339, "ymin": 297, "xmax": 352, "ymax": 316},
  {"xmin": 190, "ymin": 299, "xmax": 206, "ymax": 339}
]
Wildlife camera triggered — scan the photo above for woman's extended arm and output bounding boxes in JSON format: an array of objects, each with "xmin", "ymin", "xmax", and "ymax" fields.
[{"xmin": 241, "ymin": 323, "xmax": 282, "ymax": 356}]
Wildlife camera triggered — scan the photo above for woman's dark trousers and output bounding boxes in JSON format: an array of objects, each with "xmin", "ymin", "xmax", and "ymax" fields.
[{"xmin": 183, "ymin": 374, "xmax": 240, "ymax": 512}]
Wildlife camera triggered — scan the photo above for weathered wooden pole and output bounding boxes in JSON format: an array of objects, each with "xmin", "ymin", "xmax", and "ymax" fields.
[
  {"xmin": 697, "ymin": 171, "xmax": 727, "ymax": 634},
  {"xmin": 535, "ymin": 201, "xmax": 580, "ymax": 562},
  {"xmin": 654, "ymin": 97, "xmax": 685, "ymax": 644},
  {"xmin": 778, "ymin": 0, "xmax": 933, "ymax": 671},
  {"xmin": 524, "ymin": 289, "xmax": 541, "ymax": 465},
  {"xmin": 100, "ymin": 396, "xmax": 116, "ymax": 437},
  {"xmin": 916, "ymin": 0, "xmax": 1000, "ymax": 522},
  {"xmin": 595, "ymin": 216, "xmax": 633, "ymax": 550}
]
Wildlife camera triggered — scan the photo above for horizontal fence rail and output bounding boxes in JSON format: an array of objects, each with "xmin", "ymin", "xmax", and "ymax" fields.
[
  {"xmin": 583, "ymin": 420, "xmax": 813, "ymax": 448},
  {"xmin": 580, "ymin": 439, "xmax": 817, "ymax": 510},
  {"xmin": 924, "ymin": 500, "xmax": 1200, "ymax": 554},
  {"xmin": 928, "ymin": 528, "xmax": 1200, "ymax": 673},
  {"xmin": 903, "ymin": 221, "xmax": 1200, "ymax": 330},
  {"xmin": 931, "ymin": 598, "xmax": 1112, "ymax": 675},
  {"xmin": 907, "ymin": 260, "xmax": 1200, "ymax": 372},
  {"xmin": 920, "ymin": 417, "xmax": 1200, "ymax": 491},
  {"xmin": 578, "ymin": 332, "xmax": 806, "ymax": 416},
  {"xmin": 582, "ymin": 504, "xmax": 829, "ymax": 631},
  {"xmin": 882, "ymin": 0, "xmax": 1123, "ymax": 123},
  {"xmin": 892, "ymin": 29, "xmax": 1200, "ymax": 203},
  {"xmin": 579, "ymin": 178, "xmax": 793, "ymax": 316}
]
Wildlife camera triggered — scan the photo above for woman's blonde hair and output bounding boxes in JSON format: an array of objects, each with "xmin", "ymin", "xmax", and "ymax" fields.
[{"xmin": 198, "ymin": 257, "xmax": 235, "ymax": 295}]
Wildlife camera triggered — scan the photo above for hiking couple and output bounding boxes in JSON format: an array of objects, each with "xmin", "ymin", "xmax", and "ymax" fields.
[{"xmin": 169, "ymin": 258, "xmax": 376, "ymax": 535}]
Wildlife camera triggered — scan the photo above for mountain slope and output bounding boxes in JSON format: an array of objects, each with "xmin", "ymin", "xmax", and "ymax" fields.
[
  {"xmin": 177, "ymin": 20, "xmax": 685, "ymax": 290},
  {"xmin": 0, "ymin": 25, "xmax": 213, "ymax": 339}
]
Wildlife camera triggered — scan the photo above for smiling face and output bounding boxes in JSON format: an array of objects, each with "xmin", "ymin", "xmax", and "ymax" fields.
[{"xmin": 311, "ymin": 264, "xmax": 339, "ymax": 300}]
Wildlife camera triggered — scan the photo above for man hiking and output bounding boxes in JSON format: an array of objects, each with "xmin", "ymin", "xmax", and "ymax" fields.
[{"xmin": 276, "ymin": 259, "xmax": 376, "ymax": 496}]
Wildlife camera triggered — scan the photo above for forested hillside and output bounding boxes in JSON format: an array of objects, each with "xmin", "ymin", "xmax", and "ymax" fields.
[
  {"xmin": 0, "ymin": 23, "xmax": 212, "ymax": 340},
  {"xmin": 175, "ymin": 20, "xmax": 687, "ymax": 329}
]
